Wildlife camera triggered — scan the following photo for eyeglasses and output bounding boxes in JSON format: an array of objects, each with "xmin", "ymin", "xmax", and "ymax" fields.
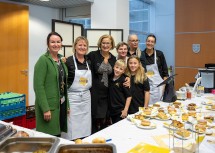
[{"xmin": 129, "ymin": 40, "xmax": 140, "ymax": 43}]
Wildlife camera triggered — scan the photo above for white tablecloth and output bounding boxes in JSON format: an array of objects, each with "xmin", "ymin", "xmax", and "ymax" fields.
[{"xmin": 83, "ymin": 94, "xmax": 215, "ymax": 153}]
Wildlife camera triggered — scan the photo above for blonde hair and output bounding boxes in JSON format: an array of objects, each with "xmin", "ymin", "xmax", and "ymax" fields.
[
  {"xmin": 73, "ymin": 36, "xmax": 89, "ymax": 53},
  {"xmin": 97, "ymin": 34, "xmax": 115, "ymax": 50},
  {"xmin": 115, "ymin": 59, "xmax": 126, "ymax": 70},
  {"xmin": 125, "ymin": 55, "xmax": 147, "ymax": 84}
]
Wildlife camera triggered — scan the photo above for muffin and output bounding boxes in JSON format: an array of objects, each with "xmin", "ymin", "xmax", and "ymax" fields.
[
  {"xmin": 157, "ymin": 112, "xmax": 168, "ymax": 120},
  {"xmin": 188, "ymin": 111, "xmax": 196, "ymax": 118},
  {"xmin": 182, "ymin": 113, "xmax": 189, "ymax": 122},
  {"xmin": 204, "ymin": 116, "xmax": 214, "ymax": 122},
  {"xmin": 173, "ymin": 101, "xmax": 181, "ymax": 106},
  {"xmin": 197, "ymin": 119, "xmax": 207, "ymax": 126},
  {"xmin": 171, "ymin": 120, "xmax": 184, "ymax": 128},
  {"xmin": 195, "ymin": 124, "xmax": 206, "ymax": 133},
  {"xmin": 141, "ymin": 119, "xmax": 151, "ymax": 126},
  {"xmin": 153, "ymin": 103, "xmax": 160, "ymax": 107},
  {"xmin": 143, "ymin": 108, "xmax": 152, "ymax": 115},
  {"xmin": 176, "ymin": 128, "xmax": 191, "ymax": 137}
]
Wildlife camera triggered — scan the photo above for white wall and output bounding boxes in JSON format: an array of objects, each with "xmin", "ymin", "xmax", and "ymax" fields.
[
  {"xmin": 150, "ymin": 0, "xmax": 175, "ymax": 68},
  {"xmin": 29, "ymin": 5, "xmax": 59, "ymax": 105},
  {"xmin": 91, "ymin": 0, "xmax": 129, "ymax": 41},
  {"xmin": 0, "ymin": 0, "xmax": 60, "ymax": 105}
]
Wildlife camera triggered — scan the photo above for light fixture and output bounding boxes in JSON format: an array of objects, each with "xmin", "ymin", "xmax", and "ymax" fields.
[{"xmin": 40, "ymin": 0, "xmax": 50, "ymax": 1}]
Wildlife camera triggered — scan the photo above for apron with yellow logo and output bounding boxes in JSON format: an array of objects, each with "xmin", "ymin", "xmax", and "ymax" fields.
[
  {"xmin": 62, "ymin": 55, "xmax": 92, "ymax": 140},
  {"xmin": 146, "ymin": 50, "xmax": 164, "ymax": 104}
]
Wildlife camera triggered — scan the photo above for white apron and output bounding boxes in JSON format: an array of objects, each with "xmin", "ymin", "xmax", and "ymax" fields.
[
  {"xmin": 61, "ymin": 55, "xmax": 92, "ymax": 140},
  {"xmin": 146, "ymin": 50, "xmax": 164, "ymax": 105}
]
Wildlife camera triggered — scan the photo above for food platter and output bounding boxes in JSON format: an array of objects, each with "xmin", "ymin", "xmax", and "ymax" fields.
[
  {"xmin": 136, "ymin": 122, "xmax": 156, "ymax": 130},
  {"xmin": 163, "ymin": 122, "xmax": 177, "ymax": 130},
  {"xmin": 154, "ymin": 114, "xmax": 171, "ymax": 121},
  {"xmin": 173, "ymin": 132, "xmax": 192, "ymax": 140},
  {"xmin": 201, "ymin": 101, "xmax": 214, "ymax": 106},
  {"xmin": 205, "ymin": 106, "xmax": 215, "ymax": 111}
]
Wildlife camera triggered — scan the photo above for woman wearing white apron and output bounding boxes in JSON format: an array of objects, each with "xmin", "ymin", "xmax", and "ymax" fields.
[
  {"xmin": 61, "ymin": 36, "xmax": 92, "ymax": 140},
  {"xmin": 140, "ymin": 34, "xmax": 169, "ymax": 105}
]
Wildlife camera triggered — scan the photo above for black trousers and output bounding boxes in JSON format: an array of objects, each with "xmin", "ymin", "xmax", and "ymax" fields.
[
  {"xmin": 111, "ymin": 114, "xmax": 123, "ymax": 124},
  {"xmin": 92, "ymin": 117, "xmax": 112, "ymax": 134}
]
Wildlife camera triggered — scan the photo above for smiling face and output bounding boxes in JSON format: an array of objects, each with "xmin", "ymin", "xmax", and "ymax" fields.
[
  {"xmin": 48, "ymin": 35, "xmax": 62, "ymax": 54},
  {"xmin": 75, "ymin": 39, "xmax": 88, "ymax": 56},
  {"xmin": 117, "ymin": 44, "xmax": 128, "ymax": 59},
  {"xmin": 128, "ymin": 35, "xmax": 139, "ymax": 50},
  {"xmin": 101, "ymin": 37, "xmax": 112, "ymax": 53},
  {"xmin": 114, "ymin": 64, "xmax": 125, "ymax": 78},
  {"xmin": 128, "ymin": 57, "xmax": 140, "ymax": 74},
  {"xmin": 146, "ymin": 36, "xmax": 156, "ymax": 50}
]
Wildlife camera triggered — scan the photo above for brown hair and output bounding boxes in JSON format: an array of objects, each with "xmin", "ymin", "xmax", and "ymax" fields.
[
  {"xmin": 47, "ymin": 32, "xmax": 63, "ymax": 46},
  {"xmin": 116, "ymin": 42, "xmax": 129, "ymax": 50}
]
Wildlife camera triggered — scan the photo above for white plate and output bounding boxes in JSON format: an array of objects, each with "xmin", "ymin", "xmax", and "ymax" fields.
[
  {"xmin": 141, "ymin": 110, "xmax": 158, "ymax": 117},
  {"xmin": 174, "ymin": 132, "xmax": 192, "ymax": 140},
  {"xmin": 205, "ymin": 106, "xmax": 215, "ymax": 111},
  {"xmin": 201, "ymin": 101, "xmax": 214, "ymax": 106},
  {"xmin": 154, "ymin": 114, "xmax": 171, "ymax": 121},
  {"xmin": 189, "ymin": 125, "xmax": 206, "ymax": 134},
  {"xmin": 163, "ymin": 122, "xmax": 177, "ymax": 130},
  {"xmin": 127, "ymin": 114, "xmax": 141, "ymax": 124},
  {"xmin": 136, "ymin": 122, "xmax": 156, "ymax": 129}
]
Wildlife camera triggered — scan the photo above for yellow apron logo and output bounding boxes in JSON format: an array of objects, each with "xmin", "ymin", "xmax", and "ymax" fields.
[
  {"xmin": 146, "ymin": 71, "xmax": 154, "ymax": 78},
  {"xmin": 79, "ymin": 77, "xmax": 88, "ymax": 86}
]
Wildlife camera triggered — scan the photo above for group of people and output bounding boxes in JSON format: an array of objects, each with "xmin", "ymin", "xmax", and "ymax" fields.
[{"xmin": 33, "ymin": 32, "xmax": 169, "ymax": 140}]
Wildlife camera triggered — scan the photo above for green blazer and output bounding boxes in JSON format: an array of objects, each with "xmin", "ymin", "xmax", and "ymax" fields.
[{"xmin": 34, "ymin": 51, "xmax": 69, "ymax": 135}]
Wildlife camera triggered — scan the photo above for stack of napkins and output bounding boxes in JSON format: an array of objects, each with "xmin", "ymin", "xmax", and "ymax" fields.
[{"xmin": 127, "ymin": 142, "xmax": 170, "ymax": 153}]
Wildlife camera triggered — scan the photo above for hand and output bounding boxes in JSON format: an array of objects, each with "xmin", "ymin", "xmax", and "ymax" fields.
[
  {"xmin": 67, "ymin": 109, "xmax": 70, "ymax": 115},
  {"xmin": 44, "ymin": 111, "xmax": 51, "ymax": 121},
  {"xmin": 121, "ymin": 109, "xmax": 128, "ymax": 118},
  {"xmin": 123, "ymin": 77, "xmax": 130, "ymax": 88},
  {"xmin": 61, "ymin": 57, "xmax": 67, "ymax": 63}
]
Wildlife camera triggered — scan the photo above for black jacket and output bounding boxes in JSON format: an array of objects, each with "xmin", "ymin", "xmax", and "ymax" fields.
[{"xmin": 87, "ymin": 50, "xmax": 116, "ymax": 118}]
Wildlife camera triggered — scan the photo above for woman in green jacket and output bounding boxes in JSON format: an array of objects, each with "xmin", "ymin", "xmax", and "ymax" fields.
[{"xmin": 33, "ymin": 32, "xmax": 69, "ymax": 136}]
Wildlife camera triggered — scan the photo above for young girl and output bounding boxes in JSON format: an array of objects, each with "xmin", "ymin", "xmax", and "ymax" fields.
[{"xmin": 125, "ymin": 55, "xmax": 150, "ymax": 114}]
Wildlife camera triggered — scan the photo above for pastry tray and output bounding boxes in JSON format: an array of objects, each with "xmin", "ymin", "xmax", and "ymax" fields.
[
  {"xmin": 0, "ymin": 137, "xmax": 59, "ymax": 153},
  {"xmin": 55, "ymin": 143, "xmax": 117, "ymax": 153}
]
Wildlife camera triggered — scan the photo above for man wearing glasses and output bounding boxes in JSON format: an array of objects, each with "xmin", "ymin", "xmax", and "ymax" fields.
[{"xmin": 127, "ymin": 34, "xmax": 142, "ymax": 58}]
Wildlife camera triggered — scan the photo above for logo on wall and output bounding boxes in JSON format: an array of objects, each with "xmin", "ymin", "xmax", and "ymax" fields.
[{"xmin": 192, "ymin": 44, "xmax": 200, "ymax": 53}]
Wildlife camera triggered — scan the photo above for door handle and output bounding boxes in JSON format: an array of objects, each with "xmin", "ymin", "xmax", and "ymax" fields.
[{"xmin": 20, "ymin": 69, "xmax": 28, "ymax": 76}]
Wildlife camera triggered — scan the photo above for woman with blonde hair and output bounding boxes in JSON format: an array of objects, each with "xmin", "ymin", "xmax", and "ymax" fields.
[
  {"xmin": 61, "ymin": 36, "xmax": 92, "ymax": 140},
  {"xmin": 87, "ymin": 34, "xmax": 116, "ymax": 133},
  {"xmin": 125, "ymin": 55, "xmax": 150, "ymax": 114}
]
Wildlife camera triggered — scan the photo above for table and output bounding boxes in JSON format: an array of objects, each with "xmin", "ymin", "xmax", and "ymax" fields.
[
  {"xmin": 0, "ymin": 120, "xmax": 73, "ymax": 145},
  {"xmin": 83, "ymin": 94, "xmax": 215, "ymax": 153}
]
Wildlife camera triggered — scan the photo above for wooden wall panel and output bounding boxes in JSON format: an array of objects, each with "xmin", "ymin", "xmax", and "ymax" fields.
[
  {"xmin": 175, "ymin": 0, "xmax": 215, "ymax": 89},
  {"xmin": 175, "ymin": 68, "xmax": 199, "ymax": 90},
  {"xmin": 175, "ymin": 33, "xmax": 215, "ymax": 67},
  {"xmin": 176, "ymin": 0, "xmax": 215, "ymax": 32},
  {"xmin": 0, "ymin": 2, "xmax": 29, "ymax": 105}
]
